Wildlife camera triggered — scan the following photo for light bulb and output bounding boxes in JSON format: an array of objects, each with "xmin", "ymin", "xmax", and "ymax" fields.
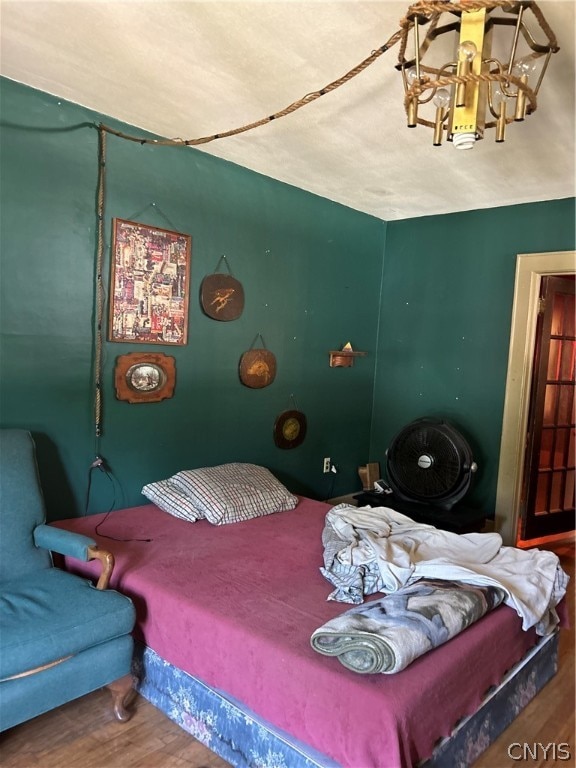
[
  {"xmin": 492, "ymin": 85, "xmax": 509, "ymax": 106},
  {"xmin": 433, "ymin": 88, "xmax": 451, "ymax": 108},
  {"xmin": 458, "ymin": 41, "xmax": 477, "ymax": 62},
  {"xmin": 406, "ymin": 67, "xmax": 419, "ymax": 84},
  {"xmin": 513, "ymin": 56, "xmax": 537, "ymax": 77}
]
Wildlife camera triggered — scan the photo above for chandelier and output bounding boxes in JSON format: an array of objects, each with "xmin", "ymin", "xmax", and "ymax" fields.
[{"xmin": 397, "ymin": 0, "xmax": 559, "ymax": 149}]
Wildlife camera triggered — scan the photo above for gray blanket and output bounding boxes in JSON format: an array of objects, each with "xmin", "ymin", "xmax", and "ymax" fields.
[{"xmin": 310, "ymin": 579, "xmax": 505, "ymax": 674}]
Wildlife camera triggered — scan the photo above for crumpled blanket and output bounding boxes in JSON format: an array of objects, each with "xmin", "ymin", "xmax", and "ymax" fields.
[
  {"xmin": 311, "ymin": 578, "xmax": 505, "ymax": 674},
  {"xmin": 320, "ymin": 504, "xmax": 569, "ymax": 636}
]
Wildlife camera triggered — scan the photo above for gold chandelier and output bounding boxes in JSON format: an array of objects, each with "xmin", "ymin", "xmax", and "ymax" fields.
[{"xmin": 397, "ymin": 0, "xmax": 559, "ymax": 149}]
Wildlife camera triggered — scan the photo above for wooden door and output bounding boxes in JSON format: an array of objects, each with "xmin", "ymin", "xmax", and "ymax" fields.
[{"xmin": 521, "ymin": 275, "xmax": 575, "ymax": 540}]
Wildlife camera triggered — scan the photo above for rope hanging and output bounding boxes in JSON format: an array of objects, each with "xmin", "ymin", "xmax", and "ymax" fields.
[
  {"xmin": 98, "ymin": 28, "xmax": 405, "ymax": 146},
  {"xmin": 91, "ymin": 1, "xmax": 555, "ymax": 438},
  {"xmin": 94, "ymin": 126, "xmax": 106, "ymax": 442},
  {"xmin": 97, "ymin": 1, "xmax": 554, "ymax": 148}
]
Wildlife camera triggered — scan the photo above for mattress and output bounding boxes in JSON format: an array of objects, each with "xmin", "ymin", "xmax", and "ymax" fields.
[{"xmin": 53, "ymin": 497, "xmax": 541, "ymax": 768}]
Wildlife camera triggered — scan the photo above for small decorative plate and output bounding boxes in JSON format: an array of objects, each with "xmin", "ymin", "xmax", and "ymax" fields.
[{"xmin": 273, "ymin": 409, "xmax": 307, "ymax": 449}]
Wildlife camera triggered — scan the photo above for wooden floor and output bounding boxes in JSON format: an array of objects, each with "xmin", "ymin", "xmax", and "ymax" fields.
[
  {"xmin": 473, "ymin": 538, "xmax": 575, "ymax": 768},
  {"xmin": 1, "ymin": 541, "xmax": 573, "ymax": 768}
]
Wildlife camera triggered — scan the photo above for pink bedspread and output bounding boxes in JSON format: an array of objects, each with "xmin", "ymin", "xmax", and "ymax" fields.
[{"xmin": 53, "ymin": 498, "xmax": 538, "ymax": 768}]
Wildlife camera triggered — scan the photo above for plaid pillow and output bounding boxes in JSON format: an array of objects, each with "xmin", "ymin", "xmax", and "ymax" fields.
[
  {"xmin": 169, "ymin": 462, "xmax": 298, "ymax": 525},
  {"xmin": 141, "ymin": 479, "xmax": 202, "ymax": 523}
]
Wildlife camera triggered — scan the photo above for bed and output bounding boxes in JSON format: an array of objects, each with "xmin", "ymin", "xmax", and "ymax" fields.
[{"xmin": 51, "ymin": 471, "xmax": 564, "ymax": 768}]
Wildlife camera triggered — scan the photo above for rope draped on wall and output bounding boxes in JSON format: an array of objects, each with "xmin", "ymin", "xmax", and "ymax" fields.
[{"xmin": 95, "ymin": 127, "xmax": 106, "ymax": 445}]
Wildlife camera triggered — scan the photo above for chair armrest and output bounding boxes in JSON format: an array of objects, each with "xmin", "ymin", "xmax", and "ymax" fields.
[
  {"xmin": 34, "ymin": 524, "xmax": 95, "ymax": 559},
  {"xmin": 34, "ymin": 525, "xmax": 115, "ymax": 590},
  {"xmin": 86, "ymin": 545, "xmax": 115, "ymax": 590}
]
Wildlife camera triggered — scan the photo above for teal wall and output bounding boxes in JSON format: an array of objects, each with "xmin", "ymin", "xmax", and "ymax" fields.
[
  {"xmin": 1, "ymin": 78, "xmax": 574, "ymax": 522},
  {"xmin": 370, "ymin": 199, "xmax": 575, "ymax": 511},
  {"xmin": 0, "ymin": 79, "xmax": 385, "ymax": 519}
]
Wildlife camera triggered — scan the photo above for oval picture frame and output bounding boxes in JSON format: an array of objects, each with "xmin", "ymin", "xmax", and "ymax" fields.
[{"xmin": 114, "ymin": 352, "xmax": 176, "ymax": 403}]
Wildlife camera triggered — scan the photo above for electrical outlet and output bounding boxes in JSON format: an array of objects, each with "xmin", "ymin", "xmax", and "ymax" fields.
[{"xmin": 323, "ymin": 457, "xmax": 331, "ymax": 474}]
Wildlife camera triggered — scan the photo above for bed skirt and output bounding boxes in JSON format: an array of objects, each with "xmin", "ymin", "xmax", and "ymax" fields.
[
  {"xmin": 132, "ymin": 642, "xmax": 338, "ymax": 768},
  {"xmin": 133, "ymin": 631, "xmax": 559, "ymax": 768}
]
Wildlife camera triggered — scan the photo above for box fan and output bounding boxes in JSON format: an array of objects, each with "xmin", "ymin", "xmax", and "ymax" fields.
[{"xmin": 385, "ymin": 417, "xmax": 478, "ymax": 511}]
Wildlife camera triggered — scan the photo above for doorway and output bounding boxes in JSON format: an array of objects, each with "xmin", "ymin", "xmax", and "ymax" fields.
[
  {"xmin": 495, "ymin": 251, "xmax": 576, "ymax": 546},
  {"xmin": 521, "ymin": 275, "xmax": 575, "ymax": 539}
]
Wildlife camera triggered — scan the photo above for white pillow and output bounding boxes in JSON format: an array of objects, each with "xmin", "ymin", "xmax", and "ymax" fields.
[
  {"xmin": 141, "ymin": 479, "xmax": 202, "ymax": 523},
  {"xmin": 169, "ymin": 462, "xmax": 298, "ymax": 525}
]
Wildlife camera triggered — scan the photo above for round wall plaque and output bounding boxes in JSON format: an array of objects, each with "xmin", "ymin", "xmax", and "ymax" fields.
[
  {"xmin": 273, "ymin": 409, "xmax": 307, "ymax": 449},
  {"xmin": 239, "ymin": 348, "xmax": 277, "ymax": 389},
  {"xmin": 200, "ymin": 273, "xmax": 245, "ymax": 321}
]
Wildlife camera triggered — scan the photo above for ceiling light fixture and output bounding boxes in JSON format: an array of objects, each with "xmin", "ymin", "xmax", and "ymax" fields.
[{"xmin": 396, "ymin": 0, "xmax": 559, "ymax": 149}]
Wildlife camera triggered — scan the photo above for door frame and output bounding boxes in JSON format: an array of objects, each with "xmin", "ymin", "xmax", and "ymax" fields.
[{"xmin": 495, "ymin": 251, "xmax": 575, "ymax": 545}]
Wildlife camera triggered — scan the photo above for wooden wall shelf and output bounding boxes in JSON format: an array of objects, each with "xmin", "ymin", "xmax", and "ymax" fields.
[{"xmin": 329, "ymin": 344, "xmax": 366, "ymax": 368}]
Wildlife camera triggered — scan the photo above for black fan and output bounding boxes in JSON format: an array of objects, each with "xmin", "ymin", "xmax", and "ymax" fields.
[{"xmin": 386, "ymin": 417, "xmax": 477, "ymax": 511}]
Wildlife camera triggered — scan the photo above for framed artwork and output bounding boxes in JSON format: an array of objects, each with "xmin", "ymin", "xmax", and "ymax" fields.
[
  {"xmin": 114, "ymin": 352, "xmax": 176, "ymax": 404},
  {"xmin": 108, "ymin": 218, "xmax": 191, "ymax": 345}
]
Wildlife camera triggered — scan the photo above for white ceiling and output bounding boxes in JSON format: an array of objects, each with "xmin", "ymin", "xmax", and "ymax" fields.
[{"xmin": 1, "ymin": 0, "xmax": 574, "ymax": 221}]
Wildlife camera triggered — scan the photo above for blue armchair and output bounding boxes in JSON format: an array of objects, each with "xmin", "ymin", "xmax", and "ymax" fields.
[{"xmin": 0, "ymin": 429, "xmax": 136, "ymax": 732}]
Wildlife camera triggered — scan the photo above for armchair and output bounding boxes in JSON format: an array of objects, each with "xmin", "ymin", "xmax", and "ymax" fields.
[{"xmin": 0, "ymin": 429, "xmax": 136, "ymax": 732}]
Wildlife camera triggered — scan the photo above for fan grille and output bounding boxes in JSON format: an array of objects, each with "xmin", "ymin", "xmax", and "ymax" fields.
[{"xmin": 386, "ymin": 419, "xmax": 474, "ymax": 506}]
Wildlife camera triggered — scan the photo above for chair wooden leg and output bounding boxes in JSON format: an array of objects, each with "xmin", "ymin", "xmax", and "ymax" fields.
[{"xmin": 106, "ymin": 673, "xmax": 136, "ymax": 722}]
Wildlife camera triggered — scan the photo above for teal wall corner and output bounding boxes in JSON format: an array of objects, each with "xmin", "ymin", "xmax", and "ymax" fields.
[
  {"xmin": 370, "ymin": 198, "xmax": 576, "ymax": 512},
  {"xmin": 0, "ymin": 78, "xmax": 385, "ymax": 518},
  {"xmin": 1, "ymin": 77, "xmax": 574, "ymax": 523}
]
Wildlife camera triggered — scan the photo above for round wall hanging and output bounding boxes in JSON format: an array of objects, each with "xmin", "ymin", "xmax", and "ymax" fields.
[
  {"xmin": 239, "ymin": 334, "xmax": 276, "ymax": 389},
  {"xmin": 274, "ymin": 409, "xmax": 307, "ymax": 449},
  {"xmin": 200, "ymin": 255, "xmax": 244, "ymax": 321}
]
